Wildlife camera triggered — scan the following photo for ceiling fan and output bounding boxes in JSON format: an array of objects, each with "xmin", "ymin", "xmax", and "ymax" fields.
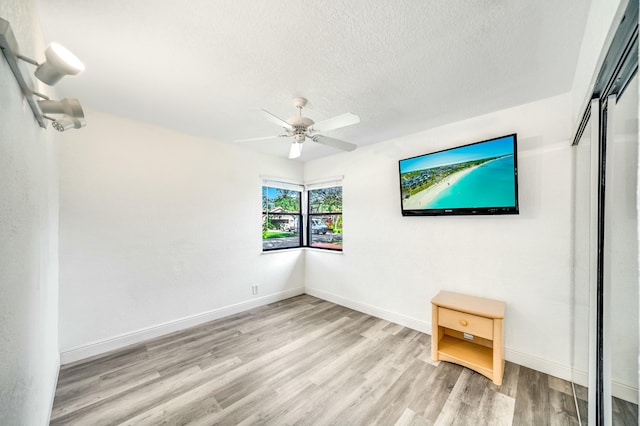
[{"xmin": 235, "ymin": 97, "xmax": 360, "ymax": 159}]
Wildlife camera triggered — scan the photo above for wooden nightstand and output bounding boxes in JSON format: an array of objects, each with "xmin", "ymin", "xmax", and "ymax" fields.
[{"xmin": 431, "ymin": 290, "xmax": 506, "ymax": 385}]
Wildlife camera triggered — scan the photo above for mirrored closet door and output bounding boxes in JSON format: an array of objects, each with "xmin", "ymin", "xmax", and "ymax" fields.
[
  {"xmin": 573, "ymin": 67, "xmax": 639, "ymax": 426},
  {"xmin": 571, "ymin": 1, "xmax": 638, "ymax": 424},
  {"xmin": 604, "ymin": 73, "xmax": 638, "ymax": 425}
]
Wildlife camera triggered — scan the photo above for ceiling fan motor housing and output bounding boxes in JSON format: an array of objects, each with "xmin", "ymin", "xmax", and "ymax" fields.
[{"xmin": 287, "ymin": 116, "xmax": 315, "ymax": 142}]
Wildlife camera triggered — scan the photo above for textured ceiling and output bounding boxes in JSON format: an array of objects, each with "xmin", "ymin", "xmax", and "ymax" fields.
[{"xmin": 35, "ymin": 0, "xmax": 590, "ymax": 161}]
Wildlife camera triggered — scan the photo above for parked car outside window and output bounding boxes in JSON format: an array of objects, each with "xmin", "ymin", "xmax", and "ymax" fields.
[{"xmin": 311, "ymin": 218, "xmax": 328, "ymax": 234}]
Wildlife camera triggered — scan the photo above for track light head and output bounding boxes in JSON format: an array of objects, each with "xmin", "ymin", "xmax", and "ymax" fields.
[
  {"xmin": 38, "ymin": 98, "xmax": 84, "ymax": 118},
  {"xmin": 50, "ymin": 115, "xmax": 86, "ymax": 132},
  {"xmin": 34, "ymin": 42, "xmax": 85, "ymax": 85}
]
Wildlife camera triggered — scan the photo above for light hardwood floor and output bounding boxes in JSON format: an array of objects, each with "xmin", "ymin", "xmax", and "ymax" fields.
[{"xmin": 51, "ymin": 295, "xmax": 582, "ymax": 425}]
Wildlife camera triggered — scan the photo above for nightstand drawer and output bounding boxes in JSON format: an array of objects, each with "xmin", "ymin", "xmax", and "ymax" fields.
[{"xmin": 438, "ymin": 307, "xmax": 493, "ymax": 339}]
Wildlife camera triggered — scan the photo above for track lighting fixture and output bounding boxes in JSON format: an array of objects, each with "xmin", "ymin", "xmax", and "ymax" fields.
[{"xmin": 0, "ymin": 16, "xmax": 86, "ymax": 131}]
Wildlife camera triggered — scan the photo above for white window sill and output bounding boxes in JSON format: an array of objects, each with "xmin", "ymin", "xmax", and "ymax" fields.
[{"xmin": 261, "ymin": 247, "xmax": 343, "ymax": 255}]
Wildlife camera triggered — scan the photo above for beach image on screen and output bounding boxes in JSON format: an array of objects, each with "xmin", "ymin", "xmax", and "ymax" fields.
[{"xmin": 400, "ymin": 135, "xmax": 516, "ymax": 211}]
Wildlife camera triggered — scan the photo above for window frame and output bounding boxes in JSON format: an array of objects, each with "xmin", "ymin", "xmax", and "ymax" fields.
[
  {"xmin": 261, "ymin": 181, "xmax": 303, "ymax": 252},
  {"xmin": 306, "ymin": 184, "xmax": 343, "ymax": 252}
]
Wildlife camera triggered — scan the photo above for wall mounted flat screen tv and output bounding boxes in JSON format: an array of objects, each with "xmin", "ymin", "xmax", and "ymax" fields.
[{"xmin": 399, "ymin": 134, "xmax": 519, "ymax": 216}]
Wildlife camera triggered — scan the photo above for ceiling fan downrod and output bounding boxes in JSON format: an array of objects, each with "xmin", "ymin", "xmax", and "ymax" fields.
[{"xmin": 289, "ymin": 97, "xmax": 313, "ymax": 142}]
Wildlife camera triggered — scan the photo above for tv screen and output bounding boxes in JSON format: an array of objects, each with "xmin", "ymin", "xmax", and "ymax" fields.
[{"xmin": 399, "ymin": 134, "xmax": 519, "ymax": 216}]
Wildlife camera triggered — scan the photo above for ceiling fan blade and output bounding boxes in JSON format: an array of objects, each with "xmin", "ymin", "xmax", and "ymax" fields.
[
  {"xmin": 311, "ymin": 113, "xmax": 360, "ymax": 133},
  {"xmin": 234, "ymin": 135, "xmax": 287, "ymax": 142},
  {"xmin": 260, "ymin": 109, "xmax": 294, "ymax": 130},
  {"xmin": 312, "ymin": 135, "xmax": 357, "ymax": 152}
]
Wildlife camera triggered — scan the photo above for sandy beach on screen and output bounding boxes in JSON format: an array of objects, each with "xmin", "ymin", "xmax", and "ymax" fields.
[{"xmin": 402, "ymin": 164, "xmax": 482, "ymax": 210}]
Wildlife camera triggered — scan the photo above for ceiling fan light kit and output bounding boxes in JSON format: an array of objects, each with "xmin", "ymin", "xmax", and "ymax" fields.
[
  {"xmin": 289, "ymin": 141, "xmax": 303, "ymax": 159},
  {"xmin": 236, "ymin": 97, "xmax": 360, "ymax": 159}
]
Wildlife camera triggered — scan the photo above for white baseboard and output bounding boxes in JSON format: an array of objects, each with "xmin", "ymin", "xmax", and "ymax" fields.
[
  {"xmin": 611, "ymin": 381, "xmax": 639, "ymax": 405},
  {"xmin": 60, "ymin": 287, "xmax": 305, "ymax": 365},
  {"xmin": 571, "ymin": 368, "xmax": 589, "ymax": 388},
  {"xmin": 504, "ymin": 348, "xmax": 573, "ymax": 382},
  {"xmin": 571, "ymin": 368, "xmax": 638, "ymax": 404},
  {"xmin": 305, "ymin": 287, "xmax": 431, "ymax": 334}
]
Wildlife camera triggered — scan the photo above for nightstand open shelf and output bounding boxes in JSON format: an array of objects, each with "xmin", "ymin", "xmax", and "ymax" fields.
[{"xmin": 431, "ymin": 291, "xmax": 506, "ymax": 385}]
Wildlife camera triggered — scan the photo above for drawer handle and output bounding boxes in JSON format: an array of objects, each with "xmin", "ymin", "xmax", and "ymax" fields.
[{"xmin": 459, "ymin": 320, "xmax": 468, "ymax": 327}]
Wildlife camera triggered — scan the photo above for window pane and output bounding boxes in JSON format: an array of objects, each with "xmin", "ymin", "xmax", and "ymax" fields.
[
  {"xmin": 309, "ymin": 214, "xmax": 342, "ymax": 250},
  {"xmin": 263, "ymin": 214, "xmax": 301, "ymax": 250},
  {"xmin": 263, "ymin": 186, "xmax": 300, "ymax": 213},
  {"xmin": 262, "ymin": 185, "xmax": 302, "ymax": 251},
  {"xmin": 309, "ymin": 187, "xmax": 342, "ymax": 213}
]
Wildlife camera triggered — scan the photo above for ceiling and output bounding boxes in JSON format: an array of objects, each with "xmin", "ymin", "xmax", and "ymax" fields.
[{"xmin": 35, "ymin": 0, "xmax": 591, "ymax": 161}]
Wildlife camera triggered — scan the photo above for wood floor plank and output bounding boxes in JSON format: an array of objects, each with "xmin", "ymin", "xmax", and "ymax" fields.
[
  {"xmin": 497, "ymin": 361, "xmax": 520, "ymax": 399},
  {"xmin": 548, "ymin": 388, "xmax": 579, "ymax": 426},
  {"xmin": 115, "ymin": 385, "xmax": 222, "ymax": 426},
  {"xmin": 321, "ymin": 354, "xmax": 405, "ymax": 425},
  {"xmin": 432, "ymin": 368, "xmax": 475, "ymax": 426},
  {"xmin": 51, "ymin": 295, "xmax": 587, "ymax": 425},
  {"xmin": 276, "ymin": 366, "xmax": 368, "ymax": 425},
  {"xmin": 394, "ymin": 407, "xmax": 418, "ymax": 426},
  {"xmin": 240, "ymin": 380, "xmax": 323, "ymax": 425},
  {"xmin": 56, "ymin": 344, "xmax": 150, "ymax": 388},
  {"xmin": 51, "ymin": 367, "xmax": 161, "ymax": 420},
  {"xmin": 476, "ymin": 387, "xmax": 517, "ymax": 426},
  {"xmin": 512, "ymin": 365, "xmax": 551, "ymax": 425},
  {"xmin": 52, "ymin": 366, "xmax": 207, "ymax": 425},
  {"xmin": 363, "ymin": 358, "xmax": 439, "ymax": 425},
  {"xmin": 613, "ymin": 395, "xmax": 639, "ymax": 426},
  {"xmin": 417, "ymin": 361, "xmax": 464, "ymax": 423}
]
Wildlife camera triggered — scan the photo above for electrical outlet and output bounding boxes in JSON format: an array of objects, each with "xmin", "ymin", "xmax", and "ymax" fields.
[{"xmin": 251, "ymin": 284, "xmax": 259, "ymax": 294}]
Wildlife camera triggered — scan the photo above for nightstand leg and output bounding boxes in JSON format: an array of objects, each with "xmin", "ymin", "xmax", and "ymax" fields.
[
  {"xmin": 431, "ymin": 303, "xmax": 439, "ymax": 360},
  {"xmin": 493, "ymin": 318, "xmax": 504, "ymax": 385}
]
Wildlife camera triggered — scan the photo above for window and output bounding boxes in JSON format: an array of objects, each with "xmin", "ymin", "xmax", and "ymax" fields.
[
  {"xmin": 308, "ymin": 186, "xmax": 343, "ymax": 251},
  {"xmin": 262, "ymin": 183, "xmax": 303, "ymax": 251}
]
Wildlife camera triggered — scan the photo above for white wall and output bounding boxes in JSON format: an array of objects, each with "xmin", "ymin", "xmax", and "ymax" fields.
[
  {"xmin": 0, "ymin": 0, "xmax": 60, "ymax": 424},
  {"xmin": 305, "ymin": 94, "xmax": 575, "ymax": 379},
  {"xmin": 570, "ymin": 0, "xmax": 625, "ymax": 124},
  {"xmin": 59, "ymin": 110, "xmax": 305, "ymax": 362}
]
